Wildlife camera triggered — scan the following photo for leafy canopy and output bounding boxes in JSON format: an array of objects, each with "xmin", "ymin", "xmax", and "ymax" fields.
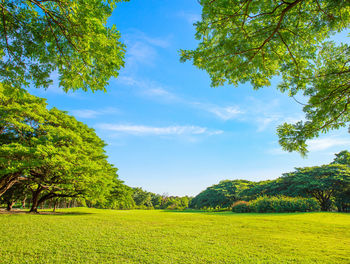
[
  {"xmin": 0, "ymin": 0, "xmax": 127, "ymax": 92},
  {"xmin": 181, "ymin": 0, "xmax": 350, "ymax": 155},
  {"xmin": 0, "ymin": 86, "xmax": 118, "ymax": 210}
]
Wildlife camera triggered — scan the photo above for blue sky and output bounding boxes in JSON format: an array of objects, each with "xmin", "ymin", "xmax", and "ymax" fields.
[{"xmin": 29, "ymin": 0, "xmax": 350, "ymax": 196}]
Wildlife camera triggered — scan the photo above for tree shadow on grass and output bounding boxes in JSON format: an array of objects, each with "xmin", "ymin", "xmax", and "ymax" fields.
[{"xmin": 0, "ymin": 208, "xmax": 94, "ymax": 216}]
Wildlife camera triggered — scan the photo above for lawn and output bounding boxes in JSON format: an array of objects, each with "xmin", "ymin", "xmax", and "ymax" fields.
[{"xmin": 0, "ymin": 208, "xmax": 349, "ymax": 263}]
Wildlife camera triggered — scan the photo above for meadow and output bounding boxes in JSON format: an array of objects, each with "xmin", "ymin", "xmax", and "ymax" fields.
[{"xmin": 0, "ymin": 208, "xmax": 349, "ymax": 264}]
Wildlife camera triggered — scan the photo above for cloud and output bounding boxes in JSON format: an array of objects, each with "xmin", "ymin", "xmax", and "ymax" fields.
[
  {"xmin": 70, "ymin": 107, "xmax": 119, "ymax": 119},
  {"xmin": 308, "ymin": 137, "xmax": 350, "ymax": 152},
  {"xmin": 122, "ymin": 31, "xmax": 171, "ymax": 71},
  {"xmin": 96, "ymin": 123, "xmax": 223, "ymax": 136},
  {"xmin": 206, "ymin": 106, "xmax": 243, "ymax": 121}
]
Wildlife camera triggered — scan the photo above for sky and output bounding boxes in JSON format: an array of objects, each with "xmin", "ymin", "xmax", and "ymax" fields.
[{"xmin": 29, "ymin": 0, "xmax": 350, "ymax": 196}]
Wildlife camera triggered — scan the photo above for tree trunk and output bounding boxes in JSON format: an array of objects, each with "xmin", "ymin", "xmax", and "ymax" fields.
[
  {"xmin": 29, "ymin": 187, "xmax": 43, "ymax": 213},
  {"xmin": 53, "ymin": 200, "xmax": 57, "ymax": 212},
  {"xmin": 6, "ymin": 201, "xmax": 15, "ymax": 211},
  {"xmin": 319, "ymin": 197, "xmax": 331, "ymax": 211},
  {"xmin": 22, "ymin": 196, "xmax": 26, "ymax": 209}
]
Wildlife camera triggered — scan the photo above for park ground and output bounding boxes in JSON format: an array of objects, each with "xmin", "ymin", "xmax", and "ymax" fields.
[{"xmin": 0, "ymin": 208, "xmax": 349, "ymax": 263}]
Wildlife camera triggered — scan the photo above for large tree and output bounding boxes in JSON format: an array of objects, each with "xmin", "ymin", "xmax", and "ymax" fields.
[
  {"xmin": 0, "ymin": 86, "xmax": 117, "ymax": 212},
  {"xmin": 281, "ymin": 164, "xmax": 350, "ymax": 211},
  {"xmin": 0, "ymin": 84, "xmax": 47, "ymax": 196},
  {"xmin": 0, "ymin": 0, "xmax": 127, "ymax": 92},
  {"xmin": 181, "ymin": 0, "xmax": 350, "ymax": 155}
]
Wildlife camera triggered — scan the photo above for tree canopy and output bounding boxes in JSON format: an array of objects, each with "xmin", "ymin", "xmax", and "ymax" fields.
[
  {"xmin": 190, "ymin": 179, "xmax": 251, "ymax": 209},
  {"xmin": 0, "ymin": 0, "xmax": 127, "ymax": 92},
  {"xmin": 181, "ymin": 0, "xmax": 350, "ymax": 155},
  {"xmin": 281, "ymin": 164, "xmax": 350, "ymax": 211},
  {"xmin": 0, "ymin": 85, "xmax": 118, "ymax": 212}
]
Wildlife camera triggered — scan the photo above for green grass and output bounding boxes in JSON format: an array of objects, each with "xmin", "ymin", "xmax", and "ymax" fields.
[{"xmin": 0, "ymin": 208, "xmax": 349, "ymax": 263}]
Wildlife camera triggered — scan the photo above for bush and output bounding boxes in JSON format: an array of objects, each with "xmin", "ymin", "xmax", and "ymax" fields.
[
  {"xmin": 232, "ymin": 201, "xmax": 251, "ymax": 213},
  {"xmin": 249, "ymin": 196, "xmax": 320, "ymax": 213}
]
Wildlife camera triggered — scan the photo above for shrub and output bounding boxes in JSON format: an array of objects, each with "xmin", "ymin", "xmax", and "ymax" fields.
[
  {"xmin": 249, "ymin": 196, "xmax": 320, "ymax": 213},
  {"xmin": 232, "ymin": 201, "xmax": 251, "ymax": 213}
]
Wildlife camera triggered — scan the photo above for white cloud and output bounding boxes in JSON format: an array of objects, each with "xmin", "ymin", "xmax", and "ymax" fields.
[
  {"xmin": 70, "ymin": 107, "xmax": 119, "ymax": 119},
  {"xmin": 207, "ymin": 106, "xmax": 243, "ymax": 121},
  {"xmin": 96, "ymin": 123, "xmax": 223, "ymax": 136},
  {"xmin": 122, "ymin": 31, "xmax": 171, "ymax": 71},
  {"xmin": 256, "ymin": 116, "xmax": 280, "ymax": 132},
  {"xmin": 308, "ymin": 137, "xmax": 350, "ymax": 152}
]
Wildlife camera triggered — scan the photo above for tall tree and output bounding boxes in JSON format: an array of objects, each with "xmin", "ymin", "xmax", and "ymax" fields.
[
  {"xmin": 281, "ymin": 164, "xmax": 350, "ymax": 211},
  {"xmin": 0, "ymin": 0, "xmax": 127, "ymax": 92},
  {"xmin": 181, "ymin": 0, "xmax": 350, "ymax": 155}
]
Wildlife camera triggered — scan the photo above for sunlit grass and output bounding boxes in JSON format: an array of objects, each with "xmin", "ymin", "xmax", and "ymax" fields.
[{"xmin": 0, "ymin": 208, "xmax": 349, "ymax": 263}]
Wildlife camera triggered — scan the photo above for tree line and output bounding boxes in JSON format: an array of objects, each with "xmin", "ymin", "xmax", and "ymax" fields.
[{"xmin": 190, "ymin": 151, "xmax": 350, "ymax": 212}]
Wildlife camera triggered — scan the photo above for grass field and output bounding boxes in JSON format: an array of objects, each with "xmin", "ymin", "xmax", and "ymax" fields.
[{"xmin": 0, "ymin": 208, "xmax": 349, "ymax": 263}]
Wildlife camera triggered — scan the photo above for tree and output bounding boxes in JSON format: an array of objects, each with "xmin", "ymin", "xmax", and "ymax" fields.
[
  {"xmin": 332, "ymin": 150, "xmax": 350, "ymax": 166},
  {"xmin": 0, "ymin": 84, "xmax": 47, "ymax": 196},
  {"xmin": 181, "ymin": 0, "xmax": 350, "ymax": 155},
  {"xmin": 0, "ymin": 0, "xmax": 127, "ymax": 92},
  {"xmin": 190, "ymin": 179, "xmax": 251, "ymax": 209},
  {"xmin": 102, "ymin": 178, "xmax": 135, "ymax": 209},
  {"xmin": 132, "ymin": 187, "xmax": 153, "ymax": 208},
  {"xmin": 0, "ymin": 86, "xmax": 117, "ymax": 212},
  {"xmin": 281, "ymin": 164, "xmax": 350, "ymax": 211}
]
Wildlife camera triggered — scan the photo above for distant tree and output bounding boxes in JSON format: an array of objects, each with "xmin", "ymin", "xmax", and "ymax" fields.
[
  {"xmin": 0, "ymin": 0, "xmax": 127, "ymax": 92},
  {"xmin": 132, "ymin": 188, "xmax": 153, "ymax": 208},
  {"xmin": 190, "ymin": 180, "xmax": 251, "ymax": 209},
  {"xmin": 281, "ymin": 164, "xmax": 350, "ymax": 211},
  {"xmin": 332, "ymin": 150, "xmax": 350, "ymax": 211},
  {"xmin": 103, "ymin": 179, "xmax": 135, "ymax": 209},
  {"xmin": 151, "ymin": 194, "xmax": 163, "ymax": 209},
  {"xmin": 181, "ymin": 0, "xmax": 350, "ymax": 155},
  {"xmin": 332, "ymin": 150, "xmax": 350, "ymax": 166}
]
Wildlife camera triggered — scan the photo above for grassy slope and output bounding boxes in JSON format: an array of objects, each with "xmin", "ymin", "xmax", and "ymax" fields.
[{"xmin": 0, "ymin": 208, "xmax": 349, "ymax": 264}]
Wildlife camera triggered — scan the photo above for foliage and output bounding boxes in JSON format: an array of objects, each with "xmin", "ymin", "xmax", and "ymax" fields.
[
  {"xmin": 249, "ymin": 196, "xmax": 320, "ymax": 213},
  {"xmin": 0, "ymin": 87, "xmax": 119, "ymax": 212},
  {"xmin": 99, "ymin": 179, "xmax": 135, "ymax": 210},
  {"xmin": 231, "ymin": 200, "xmax": 251, "ymax": 213},
  {"xmin": 181, "ymin": 0, "xmax": 350, "ymax": 155},
  {"xmin": 132, "ymin": 187, "xmax": 153, "ymax": 208},
  {"xmin": 281, "ymin": 164, "xmax": 350, "ymax": 211},
  {"xmin": 189, "ymin": 179, "xmax": 252, "ymax": 209},
  {"xmin": 0, "ymin": 208, "xmax": 349, "ymax": 263},
  {"xmin": 0, "ymin": 0, "xmax": 127, "ymax": 92}
]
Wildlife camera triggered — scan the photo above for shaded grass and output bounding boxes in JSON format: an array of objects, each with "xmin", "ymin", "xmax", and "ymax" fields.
[{"xmin": 0, "ymin": 208, "xmax": 349, "ymax": 263}]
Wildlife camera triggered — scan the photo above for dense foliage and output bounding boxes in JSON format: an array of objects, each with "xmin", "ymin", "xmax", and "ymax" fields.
[
  {"xmin": 191, "ymin": 151, "xmax": 350, "ymax": 212},
  {"xmin": 0, "ymin": 86, "xmax": 122, "ymax": 212},
  {"xmin": 248, "ymin": 196, "xmax": 320, "ymax": 213},
  {"xmin": 0, "ymin": 0, "xmax": 127, "ymax": 92},
  {"xmin": 181, "ymin": 0, "xmax": 350, "ymax": 155},
  {"xmin": 189, "ymin": 180, "xmax": 251, "ymax": 209}
]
